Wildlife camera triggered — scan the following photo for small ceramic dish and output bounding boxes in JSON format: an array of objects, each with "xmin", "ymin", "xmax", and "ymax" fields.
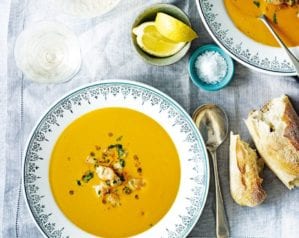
[
  {"xmin": 188, "ymin": 44, "xmax": 234, "ymax": 91},
  {"xmin": 131, "ymin": 3, "xmax": 191, "ymax": 66}
]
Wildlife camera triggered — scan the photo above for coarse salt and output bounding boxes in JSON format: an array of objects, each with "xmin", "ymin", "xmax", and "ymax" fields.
[{"xmin": 195, "ymin": 51, "xmax": 227, "ymax": 84}]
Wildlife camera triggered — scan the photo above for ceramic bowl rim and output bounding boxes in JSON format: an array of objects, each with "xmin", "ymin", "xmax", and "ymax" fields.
[
  {"xmin": 131, "ymin": 3, "xmax": 192, "ymax": 66},
  {"xmin": 188, "ymin": 44, "xmax": 234, "ymax": 91}
]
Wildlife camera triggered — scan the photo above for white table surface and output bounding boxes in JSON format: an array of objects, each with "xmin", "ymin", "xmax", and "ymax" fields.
[{"xmin": 1, "ymin": 0, "xmax": 299, "ymax": 237}]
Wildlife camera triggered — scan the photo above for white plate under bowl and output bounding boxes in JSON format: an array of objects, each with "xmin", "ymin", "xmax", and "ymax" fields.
[
  {"xmin": 196, "ymin": 0, "xmax": 299, "ymax": 76},
  {"xmin": 23, "ymin": 80, "xmax": 210, "ymax": 238}
]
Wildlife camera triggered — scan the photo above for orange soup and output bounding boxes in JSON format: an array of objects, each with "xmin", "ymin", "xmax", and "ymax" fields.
[
  {"xmin": 224, "ymin": 0, "xmax": 299, "ymax": 47},
  {"xmin": 50, "ymin": 108, "xmax": 181, "ymax": 237}
]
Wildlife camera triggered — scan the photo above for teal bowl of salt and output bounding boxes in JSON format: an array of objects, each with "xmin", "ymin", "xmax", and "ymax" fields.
[{"xmin": 188, "ymin": 44, "xmax": 234, "ymax": 91}]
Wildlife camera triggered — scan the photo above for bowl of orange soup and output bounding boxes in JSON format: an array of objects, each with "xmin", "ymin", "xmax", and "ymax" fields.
[
  {"xmin": 196, "ymin": 0, "xmax": 299, "ymax": 75},
  {"xmin": 23, "ymin": 80, "xmax": 209, "ymax": 238}
]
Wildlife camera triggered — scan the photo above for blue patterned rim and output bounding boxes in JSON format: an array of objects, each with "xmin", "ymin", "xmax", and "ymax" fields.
[{"xmin": 22, "ymin": 80, "xmax": 210, "ymax": 238}]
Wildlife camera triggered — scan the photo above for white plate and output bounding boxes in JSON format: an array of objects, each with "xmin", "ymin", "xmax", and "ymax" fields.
[
  {"xmin": 196, "ymin": 0, "xmax": 299, "ymax": 76},
  {"xmin": 23, "ymin": 80, "xmax": 210, "ymax": 238}
]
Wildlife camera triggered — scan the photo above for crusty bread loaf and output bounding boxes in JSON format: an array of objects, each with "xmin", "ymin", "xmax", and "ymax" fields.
[
  {"xmin": 230, "ymin": 132, "xmax": 267, "ymax": 207},
  {"xmin": 245, "ymin": 95, "xmax": 299, "ymax": 189}
]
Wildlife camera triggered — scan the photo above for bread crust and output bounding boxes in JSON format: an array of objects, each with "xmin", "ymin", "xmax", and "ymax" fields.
[
  {"xmin": 245, "ymin": 95, "xmax": 299, "ymax": 189},
  {"xmin": 283, "ymin": 97, "xmax": 299, "ymax": 151},
  {"xmin": 229, "ymin": 132, "xmax": 266, "ymax": 207}
]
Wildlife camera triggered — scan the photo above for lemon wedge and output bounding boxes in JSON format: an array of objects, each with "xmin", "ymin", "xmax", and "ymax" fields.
[
  {"xmin": 132, "ymin": 22, "xmax": 186, "ymax": 57},
  {"xmin": 155, "ymin": 12, "xmax": 198, "ymax": 43}
]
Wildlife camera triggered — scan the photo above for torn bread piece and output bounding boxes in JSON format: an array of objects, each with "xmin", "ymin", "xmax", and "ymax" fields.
[
  {"xmin": 245, "ymin": 95, "xmax": 299, "ymax": 189},
  {"xmin": 230, "ymin": 132, "xmax": 267, "ymax": 207}
]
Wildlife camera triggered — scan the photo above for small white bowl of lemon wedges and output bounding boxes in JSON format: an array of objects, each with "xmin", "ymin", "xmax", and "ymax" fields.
[{"xmin": 131, "ymin": 3, "xmax": 198, "ymax": 66}]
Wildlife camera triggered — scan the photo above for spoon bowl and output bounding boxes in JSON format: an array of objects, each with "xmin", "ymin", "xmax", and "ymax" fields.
[
  {"xmin": 192, "ymin": 104, "xmax": 229, "ymax": 238},
  {"xmin": 192, "ymin": 104, "xmax": 228, "ymax": 151}
]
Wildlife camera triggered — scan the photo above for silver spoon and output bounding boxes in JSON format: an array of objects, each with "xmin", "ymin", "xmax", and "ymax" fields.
[
  {"xmin": 259, "ymin": 14, "xmax": 299, "ymax": 76},
  {"xmin": 192, "ymin": 104, "xmax": 229, "ymax": 238}
]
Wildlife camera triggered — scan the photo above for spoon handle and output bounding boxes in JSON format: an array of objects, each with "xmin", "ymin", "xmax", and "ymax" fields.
[
  {"xmin": 259, "ymin": 14, "xmax": 299, "ymax": 76},
  {"xmin": 210, "ymin": 150, "xmax": 229, "ymax": 238}
]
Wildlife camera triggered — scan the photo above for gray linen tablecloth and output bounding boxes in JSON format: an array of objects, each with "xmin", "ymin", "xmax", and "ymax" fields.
[{"xmin": 1, "ymin": 0, "xmax": 299, "ymax": 237}]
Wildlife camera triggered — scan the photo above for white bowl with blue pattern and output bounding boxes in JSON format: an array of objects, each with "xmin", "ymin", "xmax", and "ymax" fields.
[
  {"xmin": 196, "ymin": 0, "xmax": 299, "ymax": 76},
  {"xmin": 23, "ymin": 80, "xmax": 210, "ymax": 238}
]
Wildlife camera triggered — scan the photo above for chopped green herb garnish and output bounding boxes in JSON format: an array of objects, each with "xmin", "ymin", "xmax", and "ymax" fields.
[
  {"xmin": 119, "ymin": 174, "xmax": 125, "ymax": 182},
  {"xmin": 98, "ymin": 190, "xmax": 102, "ymax": 195},
  {"xmin": 253, "ymin": 0, "xmax": 260, "ymax": 8},
  {"xmin": 123, "ymin": 186, "xmax": 132, "ymax": 195},
  {"xmin": 116, "ymin": 136, "xmax": 123, "ymax": 142},
  {"xmin": 117, "ymin": 147, "xmax": 125, "ymax": 158},
  {"xmin": 108, "ymin": 144, "xmax": 122, "ymax": 149},
  {"xmin": 77, "ymin": 180, "xmax": 81, "ymax": 186},
  {"xmin": 106, "ymin": 180, "xmax": 111, "ymax": 186},
  {"xmin": 273, "ymin": 13, "xmax": 277, "ymax": 24},
  {"xmin": 108, "ymin": 144, "xmax": 125, "ymax": 158},
  {"xmin": 119, "ymin": 159, "xmax": 125, "ymax": 168},
  {"xmin": 82, "ymin": 171, "xmax": 94, "ymax": 183}
]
